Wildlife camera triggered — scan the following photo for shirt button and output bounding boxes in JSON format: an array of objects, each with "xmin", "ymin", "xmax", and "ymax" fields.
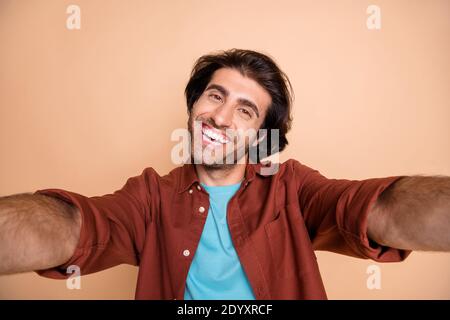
[
  {"xmin": 198, "ymin": 206, "xmax": 205, "ymax": 213},
  {"xmin": 188, "ymin": 189, "xmax": 193, "ymax": 194},
  {"xmin": 183, "ymin": 249, "xmax": 190, "ymax": 257},
  {"xmin": 197, "ymin": 185, "xmax": 201, "ymax": 191}
]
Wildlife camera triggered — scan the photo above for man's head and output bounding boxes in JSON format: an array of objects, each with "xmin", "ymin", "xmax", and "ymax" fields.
[{"xmin": 185, "ymin": 49, "xmax": 293, "ymax": 167}]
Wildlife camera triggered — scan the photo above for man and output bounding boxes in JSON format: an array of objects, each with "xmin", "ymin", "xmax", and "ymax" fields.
[{"xmin": 0, "ymin": 49, "xmax": 449, "ymax": 299}]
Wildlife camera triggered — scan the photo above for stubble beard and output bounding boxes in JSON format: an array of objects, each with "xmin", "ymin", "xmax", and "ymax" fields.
[{"xmin": 187, "ymin": 115, "xmax": 251, "ymax": 170}]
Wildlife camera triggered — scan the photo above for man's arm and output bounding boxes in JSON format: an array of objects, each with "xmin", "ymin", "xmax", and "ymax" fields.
[
  {"xmin": 368, "ymin": 175, "xmax": 450, "ymax": 251},
  {"xmin": 0, "ymin": 193, "xmax": 81, "ymax": 275}
]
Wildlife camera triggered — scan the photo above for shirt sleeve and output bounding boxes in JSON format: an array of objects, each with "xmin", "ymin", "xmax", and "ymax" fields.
[
  {"xmin": 33, "ymin": 167, "xmax": 157, "ymax": 279},
  {"xmin": 293, "ymin": 160, "xmax": 412, "ymax": 262}
]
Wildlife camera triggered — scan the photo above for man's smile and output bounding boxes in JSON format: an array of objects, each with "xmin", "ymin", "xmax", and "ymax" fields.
[{"xmin": 201, "ymin": 122, "xmax": 231, "ymax": 146}]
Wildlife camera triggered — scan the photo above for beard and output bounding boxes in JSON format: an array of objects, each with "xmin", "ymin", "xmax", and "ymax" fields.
[{"xmin": 187, "ymin": 115, "xmax": 256, "ymax": 169}]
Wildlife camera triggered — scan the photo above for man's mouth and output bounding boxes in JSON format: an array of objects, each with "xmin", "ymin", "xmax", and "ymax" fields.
[{"xmin": 201, "ymin": 123, "xmax": 230, "ymax": 146}]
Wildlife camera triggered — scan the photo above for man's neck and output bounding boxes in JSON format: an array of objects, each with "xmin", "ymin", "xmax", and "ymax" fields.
[{"xmin": 195, "ymin": 163, "xmax": 246, "ymax": 186}]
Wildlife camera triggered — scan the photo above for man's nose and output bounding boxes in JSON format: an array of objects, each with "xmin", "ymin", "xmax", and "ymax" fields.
[{"xmin": 211, "ymin": 103, "xmax": 233, "ymax": 128}]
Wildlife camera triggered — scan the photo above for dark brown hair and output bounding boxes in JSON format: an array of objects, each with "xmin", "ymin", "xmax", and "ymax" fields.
[{"xmin": 185, "ymin": 49, "xmax": 294, "ymax": 160}]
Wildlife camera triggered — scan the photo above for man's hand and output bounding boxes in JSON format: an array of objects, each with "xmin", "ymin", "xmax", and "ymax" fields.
[{"xmin": 368, "ymin": 175, "xmax": 450, "ymax": 251}]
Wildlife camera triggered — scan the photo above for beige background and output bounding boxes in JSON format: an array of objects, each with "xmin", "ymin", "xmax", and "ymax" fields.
[{"xmin": 0, "ymin": 0, "xmax": 449, "ymax": 299}]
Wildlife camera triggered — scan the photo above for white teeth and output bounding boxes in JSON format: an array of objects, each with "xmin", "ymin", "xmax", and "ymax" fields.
[{"xmin": 203, "ymin": 127, "xmax": 229, "ymax": 144}]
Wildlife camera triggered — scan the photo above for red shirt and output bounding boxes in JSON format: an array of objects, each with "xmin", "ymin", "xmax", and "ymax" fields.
[{"xmin": 35, "ymin": 159, "xmax": 410, "ymax": 299}]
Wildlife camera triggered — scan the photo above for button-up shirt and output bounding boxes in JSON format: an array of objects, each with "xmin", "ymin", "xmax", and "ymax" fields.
[{"xmin": 35, "ymin": 159, "xmax": 411, "ymax": 299}]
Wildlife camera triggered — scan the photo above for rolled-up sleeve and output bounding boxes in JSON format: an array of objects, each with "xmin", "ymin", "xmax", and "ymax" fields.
[
  {"xmin": 294, "ymin": 160, "xmax": 411, "ymax": 262},
  {"xmin": 33, "ymin": 167, "xmax": 157, "ymax": 279}
]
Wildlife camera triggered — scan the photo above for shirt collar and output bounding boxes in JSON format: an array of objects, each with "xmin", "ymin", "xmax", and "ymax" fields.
[{"xmin": 176, "ymin": 161, "xmax": 274, "ymax": 194}]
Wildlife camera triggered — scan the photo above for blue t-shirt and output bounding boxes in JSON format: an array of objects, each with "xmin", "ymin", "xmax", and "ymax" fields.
[{"xmin": 184, "ymin": 182, "xmax": 256, "ymax": 300}]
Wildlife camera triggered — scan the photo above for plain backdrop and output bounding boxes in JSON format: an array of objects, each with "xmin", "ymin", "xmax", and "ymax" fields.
[{"xmin": 0, "ymin": 0, "xmax": 449, "ymax": 299}]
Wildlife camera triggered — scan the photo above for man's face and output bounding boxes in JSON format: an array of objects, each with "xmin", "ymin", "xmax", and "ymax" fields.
[{"xmin": 188, "ymin": 68, "xmax": 272, "ymax": 167}]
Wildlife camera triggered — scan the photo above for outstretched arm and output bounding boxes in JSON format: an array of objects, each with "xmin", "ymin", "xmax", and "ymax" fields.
[
  {"xmin": 368, "ymin": 175, "xmax": 450, "ymax": 251},
  {"xmin": 0, "ymin": 193, "xmax": 81, "ymax": 274}
]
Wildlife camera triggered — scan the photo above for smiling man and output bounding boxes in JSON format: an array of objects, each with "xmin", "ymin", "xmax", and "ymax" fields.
[{"xmin": 0, "ymin": 49, "xmax": 449, "ymax": 299}]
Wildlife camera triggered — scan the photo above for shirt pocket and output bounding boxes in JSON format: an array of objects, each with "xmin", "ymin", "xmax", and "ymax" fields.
[{"xmin": 263, "ymin": 204, "xmax": 317, "ymax": 278}]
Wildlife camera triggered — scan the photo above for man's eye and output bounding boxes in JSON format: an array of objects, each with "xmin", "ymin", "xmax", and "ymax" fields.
[
  {"xmin": 209, "ymin": 94, "xmax": 222, "ymax": 102},
  {"xmin": 239, "ymin": 108, "xmax": 252, "ymax": 118}
]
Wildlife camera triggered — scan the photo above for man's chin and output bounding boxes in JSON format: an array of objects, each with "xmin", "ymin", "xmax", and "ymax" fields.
[
  {"xmin": 192, "ymin": 155, "xmax": 230, "ymax": 168},
  {"xmin": 190, "ymin": 143, "xmax": 249, "ymax": 167},
  {"xmin": 198, "ymin": 163, "xmax": 233, "ymax": 170},
  {"xmin": 191, "ymin": 153, "xmax": 248, "ymax": 169}
]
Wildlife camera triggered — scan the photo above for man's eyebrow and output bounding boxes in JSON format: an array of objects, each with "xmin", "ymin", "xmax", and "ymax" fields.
[
  {"xmin": 205, "ymin": 83, "xmax": 260, "ymax": 118},
  {"xmin": 237, "ymin": 98, "xmax": 260, "ymax": 118},
  {"xmin": 205, "ymin": 84, "xmax": 229, "ymax": 97}
]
